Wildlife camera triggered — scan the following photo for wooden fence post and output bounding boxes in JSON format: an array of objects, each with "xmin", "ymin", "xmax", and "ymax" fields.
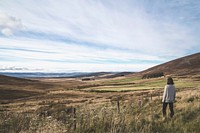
[
  {"xmin": 141, "ymin": 94, "xmax": 143, "ymax": 106},
  {"xmin": 198, "ymin": 93, "xmax": 200, "ymax": 108},
  {"xmin": 73, "ymin": 107, "xmax": 76, "ymax": 131},
  {"xmin": 138, "ymin": 96, "xmax": 142, "ymax": 108},
  {"xmin": 117, "ymin": 100, "xmax": 120, "ymax": 113}
]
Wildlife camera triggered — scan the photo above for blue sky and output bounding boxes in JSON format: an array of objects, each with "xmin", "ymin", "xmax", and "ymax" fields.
[{"xmin": 0, "ymin": 0, "xmax": 200, "ymax": 72}]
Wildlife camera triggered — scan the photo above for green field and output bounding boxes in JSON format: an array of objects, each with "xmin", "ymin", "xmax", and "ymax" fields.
[{"xmin": 84, "ymin": 77, "xmax": 200, "ymax": 92}]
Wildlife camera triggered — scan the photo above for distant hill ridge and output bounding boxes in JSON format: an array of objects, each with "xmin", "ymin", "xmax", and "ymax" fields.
[
  {"xmin": 0, "ymin": 74, "xmax": 34, "ymax": 84},
  {"xmin": 140, "ymin": 52, "xmax": 200, "ymax": 76},
  {"xmin": 0, "ymin": 53, "xmax": 199, "ymax": 80}
]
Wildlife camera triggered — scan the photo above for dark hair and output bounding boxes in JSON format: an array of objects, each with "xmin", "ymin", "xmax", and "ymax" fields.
[{"xmin": 167, "ymin": 77, "xmax": 174, "ymax": 85}]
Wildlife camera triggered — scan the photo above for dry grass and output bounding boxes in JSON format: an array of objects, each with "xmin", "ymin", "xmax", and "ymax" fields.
[{"xmin": 0, "ymin": 75, "xmax": 200, "ymax": 132}]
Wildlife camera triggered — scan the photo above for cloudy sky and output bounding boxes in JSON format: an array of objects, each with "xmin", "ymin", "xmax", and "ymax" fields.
[{"xmin": 0, "ymin": 0, "xmax": 200, "ymax": 72}]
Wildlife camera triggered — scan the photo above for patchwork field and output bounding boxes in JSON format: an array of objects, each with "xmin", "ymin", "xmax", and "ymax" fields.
[{"xmin": 0, "ymin": 74, "xmax": 200, "ymax": 132}]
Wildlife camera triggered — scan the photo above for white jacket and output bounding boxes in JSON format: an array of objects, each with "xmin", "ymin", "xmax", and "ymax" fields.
[{"xmin": 162, "ymin": 85, "xmax": 176, "ymax": 103}]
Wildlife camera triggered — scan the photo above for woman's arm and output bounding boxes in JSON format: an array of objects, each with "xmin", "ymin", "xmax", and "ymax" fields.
[
  {"xmin": 174, "ymin": 86, "xmax": 176, "ymax": 101},
  {"xmin": 162, "ymin": 86, "xmax": 167, "ymax": 102}
]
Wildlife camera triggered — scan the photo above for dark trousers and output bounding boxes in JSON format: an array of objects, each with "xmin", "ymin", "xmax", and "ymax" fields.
[{"xmin": 162, "ymin": 102, "xmax": 174, "ymax": 118}]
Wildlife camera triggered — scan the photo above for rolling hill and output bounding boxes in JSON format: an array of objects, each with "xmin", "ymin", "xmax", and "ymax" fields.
[
  {"xmin": 140, "ymin": 52, "xmax": 200, "ymax": 77},
  {"xmin": 0, "ymin": 75, "xmax": 52, "ymax": 100}
]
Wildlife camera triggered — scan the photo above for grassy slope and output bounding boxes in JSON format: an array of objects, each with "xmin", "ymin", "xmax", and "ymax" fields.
[{"xmin": 0, "ymin": 75, "xmax": 60, "ymax": 101}]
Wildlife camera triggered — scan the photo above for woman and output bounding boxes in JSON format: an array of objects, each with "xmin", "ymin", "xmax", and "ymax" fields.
[{"xmin": 162, "ymin": 77, "xmax": 176, "ymax": 119}]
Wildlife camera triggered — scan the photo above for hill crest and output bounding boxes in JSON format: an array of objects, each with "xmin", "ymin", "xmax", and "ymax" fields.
[{"xmin": 140, "ymin": 52, "xmax": 200, "ymax": 76}]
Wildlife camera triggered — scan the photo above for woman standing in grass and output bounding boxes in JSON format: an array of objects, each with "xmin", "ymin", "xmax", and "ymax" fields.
[{"xmin": 162, "ymin": 77, "xmax": 176, "ymax": 119}]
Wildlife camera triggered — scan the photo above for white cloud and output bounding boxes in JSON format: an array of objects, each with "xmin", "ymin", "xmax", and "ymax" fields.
[
  {"xmin": 0, "ymin": 12, "xmax": 23, "ymax": 36},
  {"xmin": 1, "ymin": 28, "xmax": 12, "ymax": 36},
  {"xmin": 0, "ymin": 0, "xmax": 199, "ymax": 72},
  {"xmin": 24, "ymin": 1, "xmax": 200, "ymax": 55},
  {"xmin": 0, "ymin": 37, "xmax": 163, "ymax": 72},
  {"xmin": 0, "ymin": 61, "xmax": 156, "ymax": 73},
  {"xmin": 0, "ymin": 37, "xmax": 164, "ymax": 62}
]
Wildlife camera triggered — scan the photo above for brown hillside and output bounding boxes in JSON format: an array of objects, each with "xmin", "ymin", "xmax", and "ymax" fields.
[
  {"xmin": 140, "ymin": 52, "xmax": 200, "ymax": 76},
  {"xmin": 0, "ymin": 75, "xmax": 35, "ymax": 85},
  {"xmin": 0, "ymin": 75, "xmax": 52, "ymax": 100}
]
